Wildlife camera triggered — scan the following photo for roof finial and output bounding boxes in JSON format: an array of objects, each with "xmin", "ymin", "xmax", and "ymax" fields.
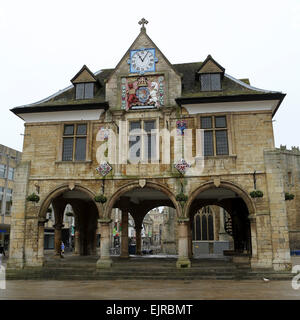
[{"xmin": 138, "ymin": 18, "xmax": 148, "ymax": 32}]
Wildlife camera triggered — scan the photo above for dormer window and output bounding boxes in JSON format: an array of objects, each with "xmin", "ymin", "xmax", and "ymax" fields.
[
  {"xmin": 71, "ymin": 65, "xmax": 98, "ymax": 100},
  {"xmin": 197, "ymin": 55, "xmax": 225, "ymax": 92},
  {"xmin": 200, "ymin": 73, "xmax": 221, "ymax": 91},
  {"xmin": 75, "ymin": 83, "xmax": 94, "ymax": 99}
]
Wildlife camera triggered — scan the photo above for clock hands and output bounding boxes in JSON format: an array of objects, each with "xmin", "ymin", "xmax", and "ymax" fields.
[{"xmin": 138, "ymin": 51, "xmax": 149, "ymax": 63}]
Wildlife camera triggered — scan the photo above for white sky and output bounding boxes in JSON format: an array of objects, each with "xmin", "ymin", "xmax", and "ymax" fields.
[{"xmin": 1, "ymin": 0, "xmax": 299, "ymax": 152}]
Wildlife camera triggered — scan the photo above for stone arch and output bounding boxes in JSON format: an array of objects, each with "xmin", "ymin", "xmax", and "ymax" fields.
[
  {"xmin": 104, "ymin": 181, "xmax": 181, "ymax": 219},
  {"xmin": 38, "ymin": 183, "xmax": 102, "ymax": 220},
  {"xmin": 185, "ymin": 180, "xmax": 256, "ymax": 218}
]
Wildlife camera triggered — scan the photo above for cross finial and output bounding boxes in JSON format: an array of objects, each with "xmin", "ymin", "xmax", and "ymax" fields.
[{"xmin": 138, "ymin": 18, "xmax": 148, "ymax": 32}]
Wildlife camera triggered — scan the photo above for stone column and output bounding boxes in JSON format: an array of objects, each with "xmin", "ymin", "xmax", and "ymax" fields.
[
  {"xmin": 73, "ymin": 230, "xmax": 80, "ymax": 255},
  {"xmin": 135, "ymin": 224, "xmax": 142, "ymax": 255},
  {"xmin": 96, "ymin": 219, "xmax": 112, "ymax": 268},
  {"xmin": 53, "ymin": 223, "xmax": 64, "ymax": 258},
  {"xmin": 120, "ymin": 211, "xmax": 129, "ymax": 258},
  {"xmin": 188, "ymin": 220, "xmax": 192, "ymax": 258},
  {"xmin": 176, "ymin": 219, "xmax": 191, "ymax": 268},
  {"xmin": 37, "ymin": 219, "xmax": 46, "ymax": 265}
]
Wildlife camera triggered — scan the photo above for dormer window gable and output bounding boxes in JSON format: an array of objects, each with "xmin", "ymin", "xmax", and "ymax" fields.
[
  {"xmin": 71, "ymin": 65, "xmax": 98, "ymax": 100},
  {"xmin": 197, "ymin": 55, "xmax": 225, "ymax": 92}
]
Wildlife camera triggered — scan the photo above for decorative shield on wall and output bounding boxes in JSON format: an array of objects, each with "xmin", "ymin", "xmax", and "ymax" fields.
[{"xmin": 136, "ymin": 87, "xmax": 150, "ymax": 103}]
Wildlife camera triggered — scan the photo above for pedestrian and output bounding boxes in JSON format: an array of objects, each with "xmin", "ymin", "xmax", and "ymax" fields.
[{"xmin": 61, "ymin": 242, "xmax": 65, "ymax": 256}]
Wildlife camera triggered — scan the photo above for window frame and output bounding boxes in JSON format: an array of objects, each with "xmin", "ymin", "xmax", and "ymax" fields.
[
  {"xmin": 128, "ymin": 118, "xmax": 159, "ymax": 164},
  {"xmin": 61, "ymin": 123, "xmax": 88, "ymax": 162},
  {"xmin": 193, "ymin": 206, "xmax": 215, "ymax": 241},
  {"xmin": 75, "ymin": 82, "xmax": 94, "ymax": 100},
  {"xmin": 200, "ymin": 73, "xmax": 222, "ymax": 91},
  {"xmin": 200, "ymin": 115, "xmax": 229, "ymax": 156},
  {"xmin": 0, "ymin": 164, "xmax": 6, "ymax": 178}
]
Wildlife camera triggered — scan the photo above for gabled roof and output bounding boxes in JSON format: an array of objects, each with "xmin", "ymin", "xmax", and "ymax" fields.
[
  {"xmin": 106, "ymin": 27, "xmax": 182, "ymax": 83},
  {"xmin": 197, "ymin": 55, "xmax": 225, "ymax": 74},
  {"xmin": 11, "ymin": 56, "xmax": 285, "ymax": 117},
  {"xmin": 71, "ymin": 65, "xmax": 98, "ymax": 84}
]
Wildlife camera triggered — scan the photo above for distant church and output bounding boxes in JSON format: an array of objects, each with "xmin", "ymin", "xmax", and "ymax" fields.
[{"xmin": 8, "ymin": 18, "xmax": 299, "ymax": 271}]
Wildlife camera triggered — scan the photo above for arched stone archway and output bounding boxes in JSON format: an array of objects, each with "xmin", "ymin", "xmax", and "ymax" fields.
[
  {"xmin": 38, "ymin": 184, "xmax": 102, "ymax": 220},
  {"xmin": 97, "ymin": 181, "xmax": 190, "ymax": 269},
  {"xmin": 185, "ymin": 180, "xmax": 256, "ymax": 217},
  {"xmin": 104, "ymin": 181, "xmax": 181, "ymax": 219},
  {"xmin": 185, "ymin": 180, "xmax": 258, "ymax": 265},
  {"xmin": 37, "ymin": 184, "xmax": 102, "ymax": 262}
]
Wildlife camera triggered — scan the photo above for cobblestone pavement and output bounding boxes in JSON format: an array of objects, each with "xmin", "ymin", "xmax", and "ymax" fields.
[{"xmin": 0, "ymin": 256, "xmax": 299, "ymax": 300}]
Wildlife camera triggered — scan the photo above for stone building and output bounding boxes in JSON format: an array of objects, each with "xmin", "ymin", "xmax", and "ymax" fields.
[
  {"xmin": 7, "ymin": 19, "xmax": 298, "ymax": 271},
  {"xmin": 0, "ymin": 144, "xmax": 22, "ymax": 251}
]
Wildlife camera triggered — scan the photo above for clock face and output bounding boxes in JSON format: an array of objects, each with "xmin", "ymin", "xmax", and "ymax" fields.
[{"xmin": 129, "ymin": 48, "xmax": 157, "ymax": 74}]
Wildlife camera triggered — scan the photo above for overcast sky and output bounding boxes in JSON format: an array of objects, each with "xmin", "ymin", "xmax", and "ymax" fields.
[{"xmin": 1, "ymin": 0, "xmax": 299, "ymax": 152}]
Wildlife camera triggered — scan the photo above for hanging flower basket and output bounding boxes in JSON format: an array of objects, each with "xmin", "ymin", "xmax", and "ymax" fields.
[
  {"xmin": 47, "ymin": 208, "xmax": 52, "ymax": 213},
  {"xmin": 26, "ymin": 193, "xmax": 40, "ymax": 203},
  {"xmin": 285, "ymin": 193, "xmax": 295, "ymax": 201},
  {"xmin": 176, "ymin": 192, "xmax": 188, "ymax": 208},
  {"xmin": 249, "ymin": 190, "xmax": 263, "ymax": 198},
  {"xmin": 94, "ymin": 194, "xmax": 107, "ymax": 203}
]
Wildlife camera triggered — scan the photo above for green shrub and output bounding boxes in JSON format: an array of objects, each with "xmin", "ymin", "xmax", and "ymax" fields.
[
  {"xmin": 285, "ymin": 192, "xmax": 295, "ymax": 201},
  {"xmin": 176, "ymin": 193, "xmax": 188, "ymax": 202},
  {"xmin": 26, "ymin": 193, "xmax": 40, "ymax": 203},
  {"xmin": 249, "ymin": 190, "xmax": 263, "ymax": 198},
  {"xmin": 94, "ymin": 194, "xmax": 107, "ymax": 203}
]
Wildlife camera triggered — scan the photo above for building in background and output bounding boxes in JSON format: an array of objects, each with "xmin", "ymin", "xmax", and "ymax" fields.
[{"xmin": 0, "ymin": 144, "xmax": 22, "ymax": 252}]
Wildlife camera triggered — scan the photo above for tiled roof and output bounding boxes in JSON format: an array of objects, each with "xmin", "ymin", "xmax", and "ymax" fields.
[{"xmin": 11, "ymin": 61, "xmax": 282, "ymax": 111}]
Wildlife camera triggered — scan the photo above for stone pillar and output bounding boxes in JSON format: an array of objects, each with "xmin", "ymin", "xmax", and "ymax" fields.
[
  {"xmin": 96, "ymin": 219, "xmax": 112, "ymax": 268},
  {"xmin": 265, "ymin": 149, "xmax": 292, "ymax": 271},
  {"xmin": 73, "ymin": 230, "xmax": 80, "ymax": 255},
  {"xmin": 53, "ymin": 223, "xmax": 63, "ymax": 258},
  {"xmin": 120, "ymin": 211, "xmax": 129, "ymax": 258},
  {"xmin": 7, "ymin": 161, "xmax": 31, "ymax": 269},
  {"xmin": 37, "ymin": 219, "xmax": 46, "ymax": 265},
  {"xmin": 176, "ymin": 219, "xmax": 191, "ymax": 268},
  {"xmin": 188, "ymin": 220, "xmax": 192, "ymax": 258},
  {"xmin": 135, "ymin": 225, "xmax": 142, "ymax": 255}
]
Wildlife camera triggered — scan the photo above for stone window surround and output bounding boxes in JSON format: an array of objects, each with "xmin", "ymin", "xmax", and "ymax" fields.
[
  {"xmin": 193, "ymin": 206, "xmax": 216, "ymax": 241},
  {"xmin": 127, "ymin": 117, "xmax": 160, "ymax": 164},
  {"xmin": 197, "ymin": 113, "xmax": 234, "ymax": 157},
  {"xmin": 57, "ymin": 121, "xmax": 92, "ymax": 162}
]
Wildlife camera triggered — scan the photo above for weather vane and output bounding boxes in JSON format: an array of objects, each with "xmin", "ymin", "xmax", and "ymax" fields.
[{"xmin": 138, "ymin": 18, "xmax": 148, "ymax": 31}]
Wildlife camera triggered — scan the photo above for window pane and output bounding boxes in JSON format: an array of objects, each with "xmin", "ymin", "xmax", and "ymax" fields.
[
  {"xmin": 204, "ymin": 131, "xmax": 214, "ymax": 156},
  {"xmin": 215, "ymin": 116, "xmax": 226, "ymax": 128},
  {"xmin": 208, "ymin": 215, "xmax": 214, "ymax": 240},
  {"xmin": 64, "ymin": 125, "xmax": 74, "ymax": 135},
  {"xmin": 200, "ymin": 74, "xmax": 210, "ymax": 91},
  {"xmin": 216, "ymin": 130, "xmax": 229, "ymax": 155},
  {"xmin": 144, "ymin": 133, "xmax": 156, "ymax": 161},
  {"xmin": 210, "ymin": 74, "xmax": 221, "ymax": 90},
  {"xmin": 62, "ymin": 138, "xmax": 74, "ymax": 161},
  {"xmin": 8, "ymin": 167, "xmax": 14, "ymax": 180},
  {"xmin": 0, "ymin": 164, "xmax": 6, "ymax": 178},
  {"xmin": 195, "ymin": 215, "xmax": 201, "ymax": 241},
  {"xmin": 201, "ymin": 117, "xmax": 212, "ymax": 129},
  {"xmin": 129, "ymin": 135, "xmax": 141, "ymax": 160},
  {"xmin": 76, "ymin": 124, "xmax": 87, "ymax": 135},
  {"xmin": 130, "ymin": 121, "xmax": 141, "ymax": 132},
  {"xmin": 144, "ymin": 120, "xmax": 155, "ymax": 132},
  {"xmin": 6, "ymin": 189, "xmax": 12, "ymax": 201},
  {"xmin": 201, "ymin": 215, "xmax": 207, "ymax": 240},
  {"xmin": 0, "ymin": 187, "xmax": 3, "ymax": 200},
  {"xmin": 84, "ymin": 83, "xmax": 94, "ymax": 99},
  {"xmin": 76, "ymin": 83, "xmax": 84, "ymax": 99},
  {"xmin": 75, "ymin": 137, "xmax": 86, "ymax": 161}
]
